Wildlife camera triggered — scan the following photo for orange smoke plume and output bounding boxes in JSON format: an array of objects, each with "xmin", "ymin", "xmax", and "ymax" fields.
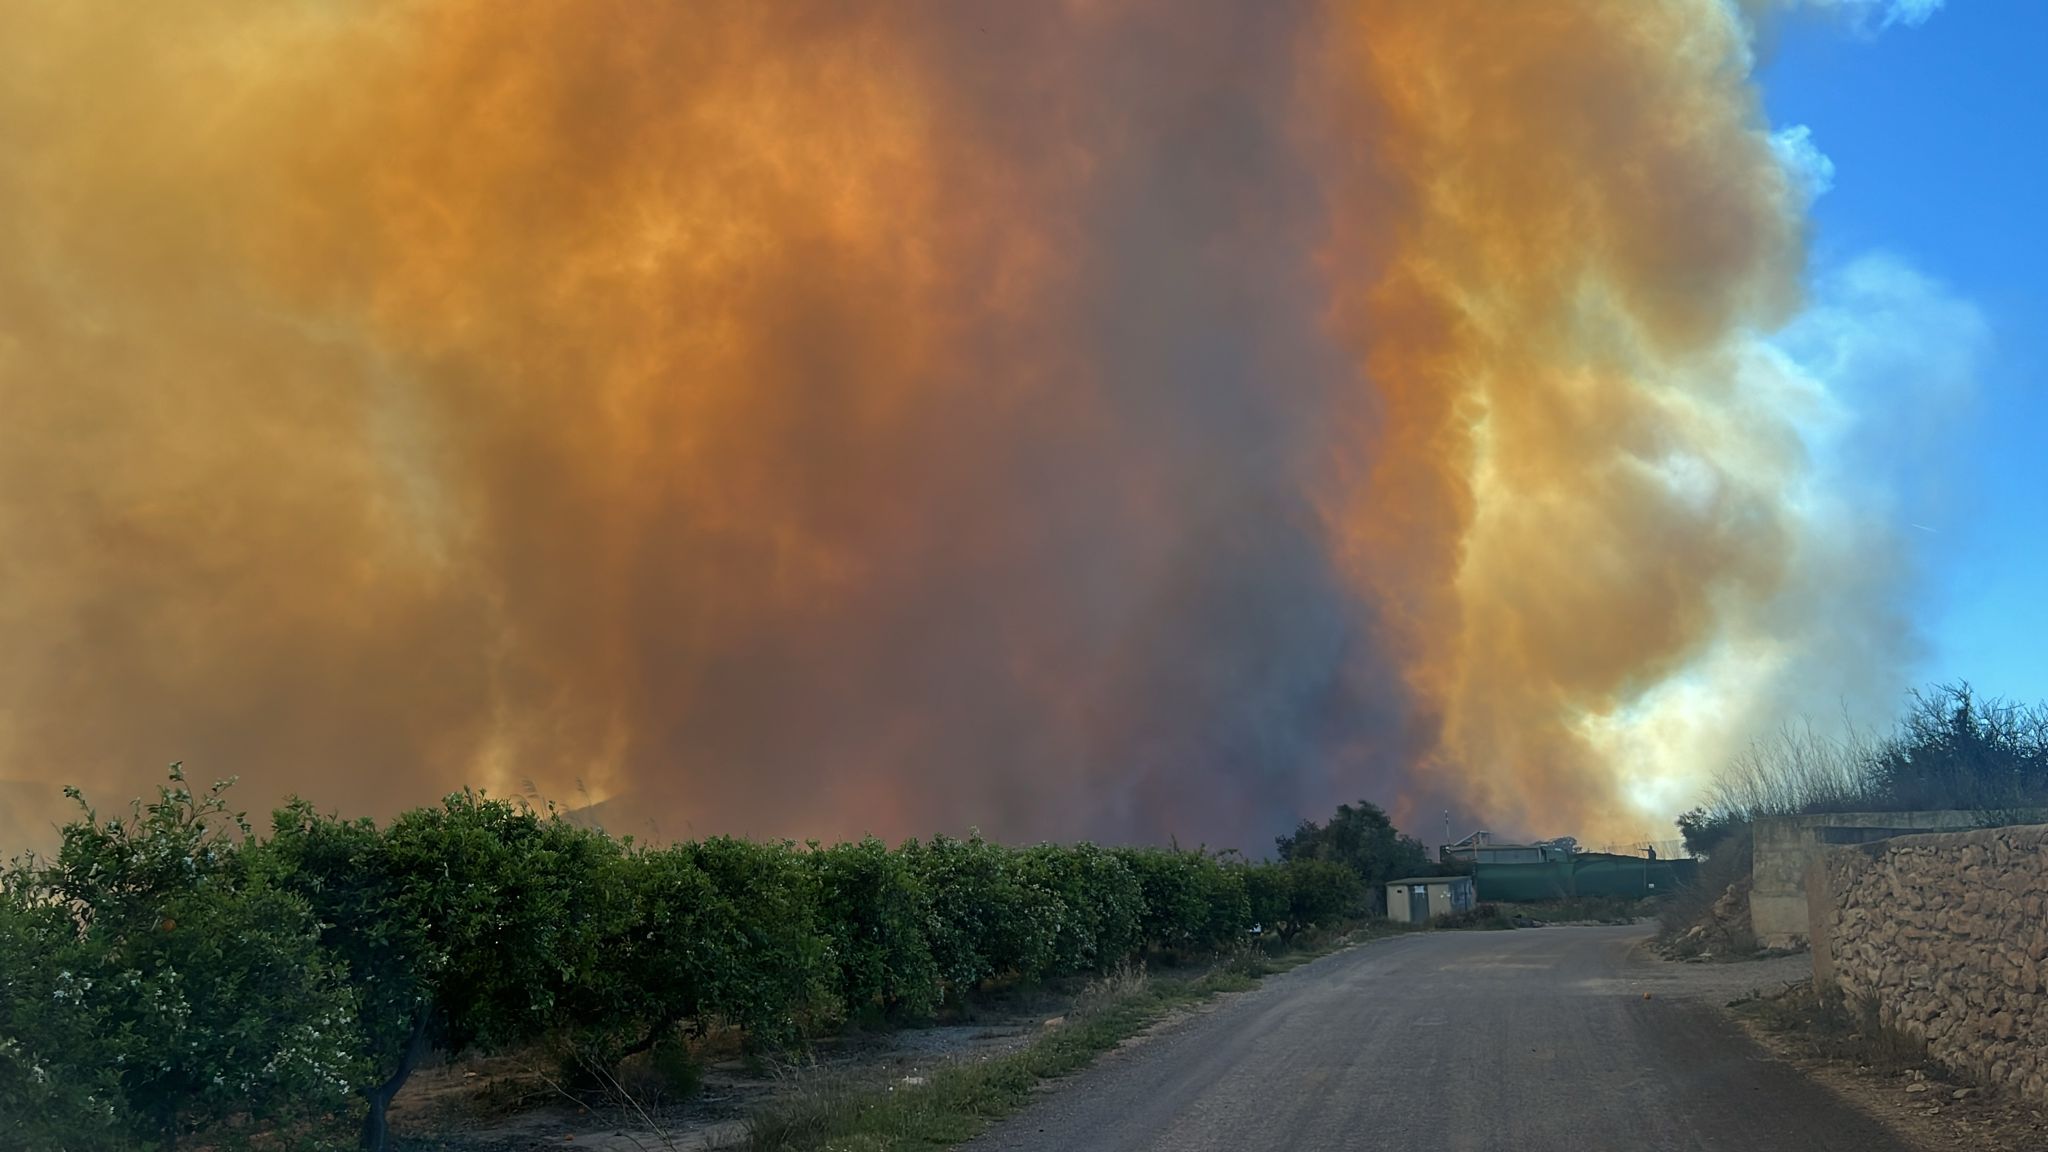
[
  {"xmin": 1314, "ymin": 1, "xmax": 1840, "ymax": 838},
  {"xmin": 0, "ymin": 1, "xmax": 1902, "ymax": 850}
]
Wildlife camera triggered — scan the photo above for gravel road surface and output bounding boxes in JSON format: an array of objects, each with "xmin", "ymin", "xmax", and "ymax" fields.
[{"xmin": 969, "ymin": 925, "xmax": 1912, "ymax": 1152}]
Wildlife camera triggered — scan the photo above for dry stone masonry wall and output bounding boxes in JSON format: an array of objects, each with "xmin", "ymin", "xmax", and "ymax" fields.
[{"xmin": 1810, "ymin": 825, "xmax": 2048, "ymax": 1104}]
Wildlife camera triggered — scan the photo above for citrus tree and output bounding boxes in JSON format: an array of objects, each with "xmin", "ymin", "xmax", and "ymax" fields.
[{"xmin": 13, "ymin": 768, "xmax": 360, "ymax": 1149}]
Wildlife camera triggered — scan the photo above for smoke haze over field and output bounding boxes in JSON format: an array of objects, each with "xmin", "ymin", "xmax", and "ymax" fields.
[{"xmin": 0, "ymin": 1, "xmax": 1932, "ymax": 851}]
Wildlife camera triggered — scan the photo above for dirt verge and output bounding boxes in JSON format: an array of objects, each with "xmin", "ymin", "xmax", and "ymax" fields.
[
  {"xmin": 1632, "ymin": 944, "xmax": 2048, "ymax": 1151},
  {"xmin": 389, "ymin": 1014, "xmax": 1057, "ymax": 1150}
]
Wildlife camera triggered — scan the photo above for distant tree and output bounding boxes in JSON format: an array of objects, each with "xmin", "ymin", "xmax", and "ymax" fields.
[
  {"xmin": 1675, "ymin": 807, "xmax": 1748, "ymax": 858},
  {"xmin": 1704, "ymin": 684, "xmax": 2048, "ymax": 822},
  {"xmin": 1275, "ymin": 801, "xmax": 1430, "ymax": 890},
  {"xmin": 1865, "ymin": 683, "xmax": 2048, "ymax": 813}
]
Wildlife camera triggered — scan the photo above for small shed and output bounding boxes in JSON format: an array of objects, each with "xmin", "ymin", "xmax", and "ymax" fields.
[{"xmin": 1385, "ymin": 875, "xmax": 1476, "ymax": 923}]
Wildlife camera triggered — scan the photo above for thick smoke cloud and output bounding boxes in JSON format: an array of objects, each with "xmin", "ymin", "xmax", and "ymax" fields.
[
  {"xmin": 0, "ymin": 1, "xmax": 1919, "ymax": 851},
  {"xmin": 1313, "ymin": 1, "xmax": 1928, "ymax": 839}
]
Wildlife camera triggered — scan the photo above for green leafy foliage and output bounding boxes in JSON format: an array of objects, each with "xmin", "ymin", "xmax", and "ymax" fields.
[
  {"xmin": 0, "ymin": 890, "xmax": 130, "ymax": 1150},
  {"xmin": 381, "ymin": 791, "xmax": 625, "ymax": 1052},
  {"xmin": 4, "ymin": 772, "xmax": 1427, "ymax": 1151},
  {"xmin": 1195, "ymin": 858, "xmax": 1251, "ymax": 950},
  {"xmin": 1241, "ymin": 862, "xmax": 1290, "ymax": 936},
  {"xmin": 567, "ymin": 842, "xmax": 720, "ymax": 1067},
  {"xmin": 261, "ymin": 802, "xmax": 428, "ymax": 1106},
  {"xmin": 810, "ymin": 837, "xmax": 942, "ymax": 1021},
  {"xmin": 1675, "ymin": 807, "xmax": 1748, "ymax": 858},
  {"xmin": 1274, "ymin": 800, "xmax": 1432, "ymax": 902},
  {"xmin": 905, "ymin": 834, "xmax": 1061, "ymax": 994},
  {"xmin": 681, "ymin": 837, "xmax": 832, "ymax": 1045},
  {"xmin": 266, "ymin": 790, "xmax": 634, "ymax": 1149},
  {"xmin": 4, "ymin": 768, "xmax": 360, "ymax": 1150},
  {"xmin": 1111, "ymin": 847, "xmax": 1248, "ymax": 955},
  {"xmin": 1015, "ymin": 843, "xmax": 1144, "ymax": 976},
  {"xmin": 1281, "ymin": 858, "xmax": 1366, "ymax": 934},
  {"xmin": 1110, "ymin": 847, "xmax": 1207, "ymax": 953}
]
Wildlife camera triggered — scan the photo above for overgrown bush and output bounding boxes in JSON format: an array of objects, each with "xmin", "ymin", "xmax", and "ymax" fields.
[
  {"xmin": 1675, "ymin": 808, "xmax": 1748, "ymax": 858},
  {"xmin": 262, "ymin": 800, "xmax": 430, "ymax": 1150},
  {"xmin": 682, "ymin": 836, "xmax": 832, "ymax": 1044},
  {"xmin": 270, "ymin": 789, "xmax": 634, "ymax": 1149},
  {"xmin": 1195, "ymin": 858, "xmax": 1252, "ymax": 951},
  {"xmin": 5, "ymin": 768, "xmax": 361, "ymax": 1150},
  {"xmin": 1241, "ymin": 862, "xmax": 1290, "ymax": 937},
  {"xmin": 1281, "ymin": 858, "xmax": 1365, "ymax": 933},
  {"xmin": 1109, "ymin": 847, "xmax": 1249, "ymax": 956},
  {"xmin": 1274, "ymin": 800, "xmax": 1430, "ymax": 893},
  {"xmin": 1657, "ymin": 823, "xmax": 1755, "ymax": 955},
  {"xmin": 1114, "ymin": 847, "xmax": 1204, "ymax": 954},
  {"xmin": 1703, "ymin": 684, "xmax": 2048, "ymax": 822},
  {"xmin": 906, "ymin": 834, "xmax": 1061, "ymax": 995},
  {"xmin": 1015, "ymin": 843, "xmax": 1144, "ymax": 977},
  {"xmin": 5, "ymin": 772, "xmax": 1432, "ymax": 1150},
  {"xmin": 0, "ymin": 887, "xmax": 130, "ymax": 1150},
  {"xmin": 561, "ymin": 843, "xmax": 717, "ymax": 1071},
  {"xmin": 810, "ymin": 837, "xmax": 942, "ymax": 1023}
]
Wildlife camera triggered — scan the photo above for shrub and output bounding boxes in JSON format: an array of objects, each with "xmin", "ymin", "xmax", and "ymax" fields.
[
  {"xmin": 1241, "ymin": 863, "xmax": 1290, "ymax": 938},
  {"xmin": 1283, "ymin": 859, "xmax": 1365, "ymax": 933},
  {"xmin": 273, "ymin": 790, "xmax": 630, "ymax": 1150},
  {"xmin": 383, "ymin": 792, "xmax": 627, "ymax": 1050},
  {"xmin": 1014, "ymin": 843, "xmax": 1143, "ymax": 976},
  {"xmin": 262, "ymin": 800, "xmax": 431, "ymax": 1150},
  {"xmin": 0, "ymin": 888, "xmax": 130, "ymax": 1150},
  {"xmin": 545, "ymin": 837, "xmax": 830, "ymax": 1079},
  {"xmin": 906, "ymin": 835, "xmax": 1060, "ymax": 995},
  {"xmin": 682, "ymin": 837, "xmax": 832, "ymax": 1045},
  {"xmin": 1111, "ymin": 847, "xmax": 1208, "ymax": 954},
  {"xmin": 548, "ymin": 843, "xmax": 710, "ymax": 1074},
  {"xmin": 1112, "ymin": 848, "xmax": 1247, "ymax": 955},
  {"xmin": 1195, "ymin": 858, "xmax": 1251, "ymax": 951},
  {"xmin": 7, "ymin": 775, "xmax": 1440, "ymax": 1150},
  {"xmin": 810, "ymin": 838, "xmax": 941, "ymax": 1021},
  {"xmin": 16, "ymin": 768, "xmax": 361, "ymax": 1149},
  {"xmin": 1274, "ymin": 801, "xmax": 1430, "ymax": 891},
  {"xmin": 1675, "ymin": 807, "xmax": 1748, "ymax": 858}
]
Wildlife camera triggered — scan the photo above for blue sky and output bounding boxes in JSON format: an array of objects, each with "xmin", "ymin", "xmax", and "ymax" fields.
[{"xmin": 1759, "ymin": 0, "xmax": 2048, "ymax": 709}]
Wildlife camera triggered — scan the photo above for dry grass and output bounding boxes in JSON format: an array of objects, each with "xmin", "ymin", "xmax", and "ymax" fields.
[
  {"xmin": 1657, "ymin": 825, "xmax": 1755, "ymax": 958},
  {"xmin": 1732, "ymin": 980, "xmax": 1935, "ymax": 1076},
  {"xmin": 1499, "ymin": 896, "xmax": 1650, "ymax": 925}
]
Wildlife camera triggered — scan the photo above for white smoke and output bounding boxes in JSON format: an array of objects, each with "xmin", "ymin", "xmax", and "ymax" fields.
[
  {"xmin": 1584, "ymin": 252, "xmax": 1985, "ymax": 829},
  {"xmin": 1771, "ymin": 125, "xmax": 1836, "ymax": 202},
  {"xmin": 1798, "ymin": 0, "xmax": 1945, "ymax": 32}
]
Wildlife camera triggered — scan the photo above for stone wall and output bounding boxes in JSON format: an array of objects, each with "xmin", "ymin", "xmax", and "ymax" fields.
[
  {"xmin": 1754, "ymin": 809, "xmax": 2048, "ymax": 947},
  {"xmin": 1808, "ymin": 824, "xmax": 2048, "ymax": 1103}
]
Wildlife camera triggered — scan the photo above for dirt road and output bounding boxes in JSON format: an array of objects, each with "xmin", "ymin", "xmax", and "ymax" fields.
[{"xmin": 969, "ymin": 925, "xmax": 1912, "ymax": 1152}]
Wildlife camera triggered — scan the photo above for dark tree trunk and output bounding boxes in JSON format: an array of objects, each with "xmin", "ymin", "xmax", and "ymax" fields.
[
  {"xmin": 361, "ymin": 1009, "xmax": 432, "ymax": 1152},
  {"xmin": 616, "ymin": 1015, "xmax": 679, "ymax": 1063}
]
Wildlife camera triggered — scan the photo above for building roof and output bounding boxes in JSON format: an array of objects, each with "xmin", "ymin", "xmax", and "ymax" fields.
[{"xmin": 1385, "ymin": 875, "xmax": 1470, "ymax": 887}]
